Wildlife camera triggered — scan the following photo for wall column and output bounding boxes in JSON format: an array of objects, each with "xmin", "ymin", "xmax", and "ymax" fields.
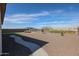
[
  {"xmin": 0, "ymin": 3, "xmax": 6, "ymax": 55},
  {"xmin": 0, "ymin": 4, "xmax": 2, "ymax": 55}
]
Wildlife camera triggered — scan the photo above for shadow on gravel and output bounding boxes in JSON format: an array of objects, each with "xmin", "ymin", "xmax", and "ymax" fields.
[{"xmin": 2, "ymin": 33, "xmax": 48, "ymax": 56}]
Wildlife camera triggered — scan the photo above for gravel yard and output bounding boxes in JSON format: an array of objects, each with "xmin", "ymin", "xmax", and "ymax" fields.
[{"xmin": 18, "ymin": 31, "xmax": 79, "ymax": 56}]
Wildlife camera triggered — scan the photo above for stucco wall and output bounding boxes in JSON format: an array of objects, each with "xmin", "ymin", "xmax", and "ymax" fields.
[
  {"xmin": 0, "ymin": 3, "xmax": 6, "ymax": 55},
  {"xmin": 0, "ymin": 4, "xmax": 2, "ymax": 55}
]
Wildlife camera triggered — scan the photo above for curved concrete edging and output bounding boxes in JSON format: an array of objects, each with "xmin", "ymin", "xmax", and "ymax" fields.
[
  {"xmin": 31, "ymin": 48, "xmax": 48, "ymax": 56},
  {"xmin": 10, "ymin": 35, "xmax": 48, "ymax": 56}
]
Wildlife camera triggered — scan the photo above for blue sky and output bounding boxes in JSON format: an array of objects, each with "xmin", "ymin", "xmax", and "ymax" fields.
[{"xmin": 2, "ymin": 3, "xmax": 79, "ymax": 29}]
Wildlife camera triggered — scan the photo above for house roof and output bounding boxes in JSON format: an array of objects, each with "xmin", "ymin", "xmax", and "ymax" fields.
[{"xmin": 0, "ymin": 3, "xmax": 6, "ymax": 25}]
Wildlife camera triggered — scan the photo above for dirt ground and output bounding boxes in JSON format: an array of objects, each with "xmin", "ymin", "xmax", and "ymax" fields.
[{"xmin": 18, "ymin": 31, "xmax": 79, "ymax": 56}]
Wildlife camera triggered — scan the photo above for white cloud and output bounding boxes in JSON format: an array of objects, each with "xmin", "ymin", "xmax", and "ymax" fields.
[
  {"xmin": 4, "ymin": 11, "xmax": 50, "ymax": 23},
  {"xmin": 51, "ymin": 9, "xmax": 64, "ymax": 13},
  {"xmin": 37, "ymin": 20, "xmax": 67, "ymax": 25},
  {"xmin": 35, "ymin": 18, "xmax": 79, "ymax": 28},
  {"xmin": 4, "ymin": 9, "xmax": 65, "ymax": 24}
]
